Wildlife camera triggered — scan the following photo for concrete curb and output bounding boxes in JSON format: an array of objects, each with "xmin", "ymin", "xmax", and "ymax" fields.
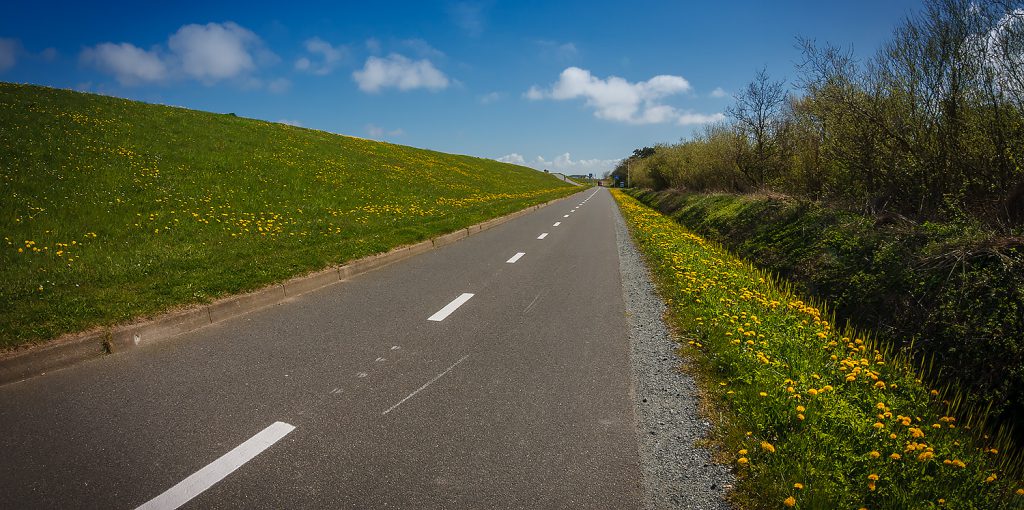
[{"xmin": 0, "ymin": 193, "xmax": 576, "ymax": 386}]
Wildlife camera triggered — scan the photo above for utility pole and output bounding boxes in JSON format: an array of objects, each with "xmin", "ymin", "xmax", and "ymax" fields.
[{"xmin": 626, "ymin": 160, "xmax": 630, "ymax": 188}]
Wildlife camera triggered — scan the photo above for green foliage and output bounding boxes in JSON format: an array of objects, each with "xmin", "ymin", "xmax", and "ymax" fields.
[
  {"xmin": 614, "ymin": 189, "xmax": 1024, "ymax": 510},
  {"xmin": 628, "ymin": 188, "xmax": 1024, "ymax": 449},
  {"xmin": 624, "ymin": 0, "xmax": 1024, "ymax": 229},
  {"xmin": 0, "ymin": 83, "xmax": 575, "ymax": 348}
]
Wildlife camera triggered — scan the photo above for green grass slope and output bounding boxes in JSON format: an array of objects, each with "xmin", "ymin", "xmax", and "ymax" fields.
[{"xmin": 0, "ymin": 83, "xmax": 575, "ymax": 348}]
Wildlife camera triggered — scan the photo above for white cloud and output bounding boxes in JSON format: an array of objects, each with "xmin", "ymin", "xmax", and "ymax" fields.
[
  {"xmin": 710, "ymin": 86, "xmax": 728, "ymax": 98},
  {"xmin": 295, "ymin": 37, "xmax": 348, "ymax": 75},
  {"xmin": 478, "ymin": 91, "xmax": 503, "ymax": 104},
  {"xmin": 497, "ymin": 152, "xmax": 621, "ymax": 174},
  {"xmin": 527, "ymin": 67, "xmax": 693, "ymax": 124},
  {"xmin": 168, "ymin": 22, "xmax": 264, "ymax": 82},
  {"xmin": 450, "ymin": 2, "xmax": 485, "ymax": 37},
  {"xmin": 82, "ymin": 21, "xmax": 275, "ymax": 87},
  {"xmin": 678, "ymin": 112, "xmax": 726, "ymax": 125},
  {"xmin": 527, "ymin": 67, "xmax": 724, "ymax": 126},
  {"xmin": 0, "ymin": 38, "xmax": 20, "ymax": 72},
  {"xmin": 80, "ymin": 42, "xmax": 168, "ymax": 85},
  {"xmin": 353, "ymin": 53, "xmax": 450, "ymax": 93},
  {"xmin": 277, "ymin": 119, "xmax": 302, "ymax": 126}
]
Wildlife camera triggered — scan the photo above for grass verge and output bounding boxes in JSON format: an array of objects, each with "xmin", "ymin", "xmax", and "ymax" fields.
[
  {"xmin": 612, "ymin": 189, "xmax": 1024, "ymax": 509},
  {"xmin": 0, "ymin": 83, "xmax": 575, "ymax": 349}
]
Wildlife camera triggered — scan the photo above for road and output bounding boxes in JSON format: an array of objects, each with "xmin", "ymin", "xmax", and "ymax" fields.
[{"xmin": 0, "ymin": 187, "xmax": 644, "ymax": 509}]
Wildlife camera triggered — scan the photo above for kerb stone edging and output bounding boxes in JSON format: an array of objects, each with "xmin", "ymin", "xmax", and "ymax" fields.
[{"xmin": 0, "ymin": 194, "xmax": 570, "ymax": 386}]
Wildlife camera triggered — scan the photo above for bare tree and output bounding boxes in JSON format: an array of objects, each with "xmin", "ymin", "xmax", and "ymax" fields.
[{"xmin": 727, "ymin": 68, "xmax": 788, "ymax": 187}]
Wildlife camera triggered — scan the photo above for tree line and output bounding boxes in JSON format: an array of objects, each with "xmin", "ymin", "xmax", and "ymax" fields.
[{"xmin": 617, "ymin": 0, "xmax": 1024, "ymax": 229}]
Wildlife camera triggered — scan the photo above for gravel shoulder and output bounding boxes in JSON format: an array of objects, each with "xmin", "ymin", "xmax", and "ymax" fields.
[{"xmin": 613, "ymin": 201, "xmax": 735, "ymax": 510}]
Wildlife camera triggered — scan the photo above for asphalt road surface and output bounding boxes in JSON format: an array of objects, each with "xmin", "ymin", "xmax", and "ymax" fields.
[{"xmin": 0, "ymin": 187, "xmax": 644, "ymax": 509}]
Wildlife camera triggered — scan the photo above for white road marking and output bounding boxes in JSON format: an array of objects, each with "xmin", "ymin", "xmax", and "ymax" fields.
[
  {"xmin": 537, "ymin": 233, "xmax": 548, "ymax": 240},
  {"xmin": 376, "ymin": 357, "xmax": 386, "ymax": 362},
  {"xmin": 357, "ymin": 372, "xmax": 368, "ymax": 378},
  {"xmin": 428, "ymin": 293, "xmax": 474, "ymax": 321},
  {"xmin": 563, "ymin": 214, "xmax": 570, "ymax": 218},
  {"xmin": 552, "ymin": 222, "xmax": 561, "ymax": 227},
  {"xmin": 382, "ymin": 355, "xmax": 470, "ymax": 416},
  {"xmin": 391, "ymin": 345, "xmax": 401, "ymax": 350},
  {"xmin": 135, "ymin": 422, "xmax": 295, "ymax": 510},
  {"xmin": 506, "ymin": 252, "xmax": 526, "ymax": 263}
]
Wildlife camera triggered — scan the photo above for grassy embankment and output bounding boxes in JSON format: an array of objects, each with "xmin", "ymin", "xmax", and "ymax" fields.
[
  {"xmin": 0, "ymin": 83, "xmax": 575, "ymax": 349},
  {"xmin": 613, "ymin": 189, "xmax": 1024, "ymax": 509},
  {"xmin": 626, "ymin": 188, "xmax": 1024, "ymax": 446}
]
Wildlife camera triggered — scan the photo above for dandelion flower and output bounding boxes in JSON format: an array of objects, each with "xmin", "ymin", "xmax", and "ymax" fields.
[
  {"xmin": 783, "ymin": 496, "xmax": 796, "ymax": 507},
  {"xmin": 737, "ymin": 457, "xmax": 749, "ymax": 465},
  {"xmin": 793, "ymin": 483, "xmax": 804, "ymax": 490},
  {"xmin": 869, "ymin": 451, "xmax": 880, "ymax": 459},
  {"xmin": 760, "ymin": 441, "xmax": 775, "ymax": 453}
]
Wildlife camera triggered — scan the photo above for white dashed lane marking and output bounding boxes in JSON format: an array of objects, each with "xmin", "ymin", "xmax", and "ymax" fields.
[
  {"xmin": 428, "ymin": 293, "xmax": 475, "ymax": 322},
  {"xmin": 506, "ymin": 252, "xmax": 526, "ymax": 263},
  {"xmin": 135, "ymin": 422, "xmax": 295, "ymax": 510},
  {"xmin": 537, "ymin": 233, "xmax": 548, "ymax": 240}
]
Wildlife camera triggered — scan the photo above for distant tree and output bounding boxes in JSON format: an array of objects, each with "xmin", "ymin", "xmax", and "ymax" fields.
[{"xmin": 727, "ymin": 68, "xmax": 788, "ymax": 188}]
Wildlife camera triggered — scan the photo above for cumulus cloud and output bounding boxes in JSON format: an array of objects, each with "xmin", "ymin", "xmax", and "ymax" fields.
[
  {"xmin": 353, "ymin": 53, "xmax": 449, "ymax": 93},
  {"xmin": 497, "ymin": 152, "xmax": 621, "ymax": 174},
  {"xmin": 710, "ymin": 86, "xmax": 728, "ymax": 98},
  {"xmin": 527, "ymin": 67, "xmax": 691, "ymax": 124},
  {"xmin": 295, "ymin": 37, "xmax": 348, "ymax": 75},
  {"xmin": 168, "ymin": 22, "xmax": 265, "ymax": 82},
  {"xmin": 0, "ymin": 38, "xmax": 21, "ymax": 72},
  {"xmin": 527, "ymin": 67, "xmax": 724, "ymax": 126},
  {"xmin": 81, "ymin": 21, "xmax": 276, "ymax": 88},
  {"xmin": 80, "ymin": 43, "xmax": 168, "ymax": 85}
]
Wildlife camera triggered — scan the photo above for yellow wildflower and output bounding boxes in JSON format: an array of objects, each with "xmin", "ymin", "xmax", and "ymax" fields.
[
  {"xmin": 783, "ymin": 496, "xmax": 796, "ymax": 507},
  {"xmin": 761, "ymin": 441, "xmax": 776, "ymax": 453}
]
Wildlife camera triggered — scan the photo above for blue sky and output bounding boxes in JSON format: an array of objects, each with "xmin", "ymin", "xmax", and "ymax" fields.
[{"xmin": 0, "ymin": 0, "xmax": 921, "ymax": 175}]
